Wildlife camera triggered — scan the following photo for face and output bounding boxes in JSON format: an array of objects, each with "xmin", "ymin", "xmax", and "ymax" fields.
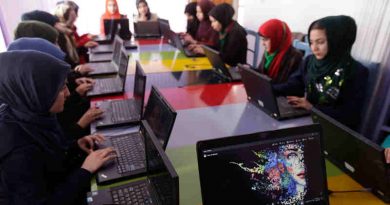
[
  {"xmin": 137, "ymin": 2, "xmax": 149, "ymax": 16},
  {"xmin": 309, "ymin": 29, "xmax": 328, "ymax": 60},
  {"xmin": 67, "ymin": 9, "xmax": 77, "ymax": 25},
  {"xmin": 261, "ymin": 37, "xmax": 272, "ymax": 53},
  {"xmin": 185, "ymin": 13, "xmax": 194, "ymax": 21},
  {"xmin": 196, "ymin": 5, "xmax": 204, "ymax": 21},
  {"xmin": 210, "ymin": 16, "xmax": 222, "ymax": 32},
  {"xmin": 282, "ymin": 144, "xmax": 306, "ymax": 186},
  {"xmin": 107, "ymin": 0, "xmax": 117, "ymax": 14},
  {"xmin": 49, "ymin": 83, "xmax": 70, "ymax": 113}
]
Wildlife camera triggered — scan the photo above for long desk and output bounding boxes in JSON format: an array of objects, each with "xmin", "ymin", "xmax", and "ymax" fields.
[{"xmin": 89, "ymin": 39, "xmax": 388, "ymax": 205}]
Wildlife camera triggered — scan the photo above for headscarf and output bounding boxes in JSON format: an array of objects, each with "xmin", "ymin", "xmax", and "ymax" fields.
[
  {"xmin": 306, "ymin": 15, "xmax": 358, "ymax": 104},
  {"xmin": 258, "ymin": 19, "xmax": 292, "ymax": 79},
  {"xmin": 208, "ymin": 3, "xmax": 235, "ymax": 49},
  {"xmin": 0, "ymin": 50, "xmax": 70, "ymax": 158},
  {"xmin": 7, "ymin": 37, "xmax": 66, "ymax": 61},
  {"xmin": 21, "ymin": 10, "xmax": 59, "ymax": 27},
  {"xmin": 195, "ymin": 0, "xmax": 217, "ymax": 46},
  {"xmin": 14, "ymin": 21, "xmax": 59, "ymax": 44},
  {"xmin": 100, "ymin": 0, "xmax": 122, "ymax": 34},
  {"xmin": 54, "ymin": 3, "xmax": 79, "ymax": 64},
  {"xmin": 136, "ymin": 0, "xmax": 152, "ymax": 20},
  {"xmin": 184, "ymin": 2, "xmax": 199, "ymax": 38}
]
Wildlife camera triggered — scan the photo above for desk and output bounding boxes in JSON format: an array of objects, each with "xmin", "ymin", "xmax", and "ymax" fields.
[{"xmin": 89, "ymin": 40, "xmax": 388, "ymax": 205}]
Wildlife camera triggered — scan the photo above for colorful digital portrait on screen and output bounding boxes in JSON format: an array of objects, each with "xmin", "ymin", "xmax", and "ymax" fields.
[{"xmin": 230, "ymin": 142, "xmax": 307, "ymax": 204}]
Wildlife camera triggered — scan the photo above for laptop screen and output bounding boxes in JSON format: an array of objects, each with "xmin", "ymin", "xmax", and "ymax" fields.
[
  {"xmin": 112, "ymin": 36, "xmax": 123, "ymax": 66},
  {"xmin": 311, "ymin": 109, "xmax": 390, "ymax": 202},
  {"xmin": 202, "ymin": 45, "xmax": 230, "ymax": 78},
  {"xmin": 103, "ymin": 18, "xmax": 131, "ymax": 40},
  {"xmin": 143, "ymin": 121, "xmax": 179, "ymax": 205},
  {"xmin": 158, "ymin": 18, "xmax": 170, "ymax": 38},
  {"xmin": 134, "ymin": 21, "xmax": 161, "ymax": 36},
  {"xmin": 118, "ymin": 48, "xmax": 129, "ymax": 85},
  {"xmin": 197, "ymin": 125, "xmax": 328, "ymax": 205},
  {"xmin": 134, "ymin": 60, "xmax": 146, "ymax": 115},
  {"xmin": 144, "ymin": 86, "xmax": 177, "ymax": 150}
]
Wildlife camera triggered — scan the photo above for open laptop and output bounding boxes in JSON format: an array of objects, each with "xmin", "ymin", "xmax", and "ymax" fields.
[
  {"xmin": 134, "ymin": 21, "xmax": 161, "ymax": 38},
  {"xmin": 87, "ymin": 36, "xmax": 123, "ymax": 76},
  {"xmin": 168, "ymin": 30, "xmax": 204, "ymax": 58},
  {"xmin": 87, "ymin": 120, "xmax": 179, "ymax": 205},
  {"xmin": 86, "ymin": 47, "xmax": 129, "ymax": 97},
  {"xmin": 239, "ymin": 64, "xmax": 309, "ymax": 120},
  {"xmin": 90, "ymin": 34, "xmax": 137, "ymax": 54},
  {"xmin": 311, "ymin": 108, "xmax": 390, "ymax": 203},
  {"xmin": 94, "ymin": 61, "xmax": 146, "ymax": 129},
  {"xmin": 197, "ymin": 124, "xmax": 329, "ymax": 205},
  {"xmin": 95, "ymin": 86, "xmax": 177, "ymax": 184},
  {"xmin": 202, "ymin": 45, "xmax": 241, "ymax": 81},
  {"xmin": 158, "ymin": 18, "xmax": 171, "ymax": 39}
]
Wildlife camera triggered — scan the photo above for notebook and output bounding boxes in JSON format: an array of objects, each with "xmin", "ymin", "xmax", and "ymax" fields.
[
  {"xmin": 134, "ymin": 21, "xmax": 161, "ymax": 38},
  {"xmin": 87, "ymin": 120, "xmax": 179, "ymax": 205},
  {"xmin": 90, "ymin": 34, "xmax": 137, "ymax": 54},
  {"xmin": 197, "ymin": 124, "xmax": 329, "ymax": 205},
  {"xmin": 169, "ymin": 30, "xmax": 204, "ymax": 58},
  {"xmin": 94, "ymin": 60, "xmax": 146, "ymax": 129},
  {"xmin": 311, "ymin": 108, "xmax": 390, "ymax": 203},
  {"xmin": 95, "ymin": 86, "xmax": 177, "ymax": 185},
  {"xmin": 158, "ymin": 18, "xmax": 171, "ymax": 39},
  {"xmin": 86, "ymin": 47, "xmax": 129, "ymax": 97},
  {"xmin": 239, "ymin": 64, "xmax": 309, "ymax": 120},
  {"xmin": 202, "ymin": 45, "xmax": 241, "ymax": 81}
]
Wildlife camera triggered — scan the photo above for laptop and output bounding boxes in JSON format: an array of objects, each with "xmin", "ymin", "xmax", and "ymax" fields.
[
  {"xmin": 197, "ymin": 124, "xmax": 329, "ymax": 205},
  {"xmin": 134, "ymin": 21, "xmax": 161, "ymax": 38},
  {"xmin": 86, "ymin": 47, "xmax": 129, "ymax": 97},
  {"xmin": 202, "ymin": 45, "xmax": 241, "ymax": 81},
  {"xmin": 158, "ymin": 18, "xmax": 171, "ymax": 39},
  {"xmin": 87, "ymin": 120, "xmax": 179, "ymax": 205},
  {"xmin": 311, "ymin": 108, "xmax": 390, "ymax": 203},
  {"xmin": 87, "ymin": 36, "xmax": 123, "ymax": 76},
  {"xmin": 95, "ymin": 86, "xmax": 177, "ymax": 184},
  {"xmin": 94, "ymin": 61, "xmax": 146, "ymax": 129},
  {"xmin": 168, "ymin": 30, "xmax": 204, "ymax": 58},
  {"xmin": 239, "ymin": 64, "xmax": 309, "ymax": 120},
  {"xmin": 90, "ymin": 35, "xmax": 137, "ymax": 54}
]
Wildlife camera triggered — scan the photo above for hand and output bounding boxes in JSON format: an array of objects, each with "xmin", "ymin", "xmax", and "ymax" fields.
[
  {"xmin": 75, "ymin": 77, "xmax": 95, "ymax": 85},
  {"xmin": 286, "ymin": 96, "xmax": 313, "ymax": 110},
  {"xmin": 75, "ymin": 64, "xmax": 94, "ymax": 75},
  {"xmin": 75, "ymin": 83, "xmax": 93, "ymax": 96},
  {"xmin": 183, "ymin": 33, "xmax": 196, "ymax": 44},
  {"xmin": 77, "ymin": 107, "xmax": 104, "ymax": 128},
  {"xmin": 77, "ymin": 134, "xmax": 106, "ymax": 154},
  {"xmin": 84, "ymin": 41, "xmax": 99, "ymax": 48},
  {"xmin": 81, "ymin": 147, "xmax": 116, "ymax": 173},
  {"xmin": 87, "ymin": 34, "xmax": 98, "ymax": 39},
  {"xmin": 54, "ymin": 22, "xmax": 72, "ymax": 35},
  {"xmin": 385, "ymin": 148, "xmax": 390, "ymax": 163},
  {"xmin": 192, "ymin": 45, "xmax": 205, "ymax": 54}
]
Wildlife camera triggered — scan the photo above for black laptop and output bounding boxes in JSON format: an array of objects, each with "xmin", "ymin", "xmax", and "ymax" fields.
[
  {"xmin": 90, "ymin": 34, "xmax": 137, "ymax": 54},
  {"xmin": 239, "ymin": 64, "xmax": 309, "ymax": 120},
  {"xmin": 311, "ymin": 108, "xmax": 390, "ymax": 203},
  {"xmin": 87, "ymin": 36, "xmax": 123, "ymax": 76},
  {"xmin": 87, "ymin": 120, "xmax": 179, "ymax": 205},
  {"xmin": 158, "ymin": 18, "xmax": 171, "ymax": 39},
  {"xmin": 197, "ymin": 124, "xmax": 329, "ymax": 205},
  {"xmin": 95, "ymin": 86, "xmax": 177, "ymax": 184},
  {"xmin": 86, "ymin": 47, "xmax": 129, "ymax": 97},
  {"xmin": 168, "ymin": 30, "xmax": 204, "ymax": 58},
  {"xmin": 134, "ymin": 21, "xmax": 161, "ymax": 38},
  {"xmin": 202, "ymin": 45, "xmax": 241, "ymax": 81},
  {"xmin": 94, "ymin": 61, "xmax": 146, "ymax": 129}
]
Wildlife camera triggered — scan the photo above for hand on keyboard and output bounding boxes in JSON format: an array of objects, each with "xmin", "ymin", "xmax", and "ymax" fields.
[
  {"xmin": 82, "ymin": 147, "xmax": 117, "ymax": 173},
  {"xmin": 78, "ymin": 133, "xmax": 106, "ymax": 154},
  {"xmin": 78, "ymin": 107, "xmax": 104, "ymax": 128},
  {"xmin": 286, "ymin": 96, "xmax": 313, "ymax": 110}
]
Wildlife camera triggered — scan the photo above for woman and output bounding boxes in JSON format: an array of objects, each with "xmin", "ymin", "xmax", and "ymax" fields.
[
  {"xmin": 273, "ymin": 15, "xmax": 368, "ymax": 131},
  {"xmin": 184, "ymin": 0, "xmax": 218, "ymax": 48},
  {"xmin": 134, "ymin": 0, "xmax": 158, "ymax": 22},
  {"xmin": 207, "ymin": 3, "xmax": 247, "ymax": 66},
  {"xmin": 184, "ymin": 2, "xmax": 199, "ymax": 39},
  {"xmin": 100, "ymin": 0, "xmax": 126, "ymax": 35},
  {"xmin": 14, "ymin": 20, "xmax": 59, "ymax": 44},
  {"xmin": 257, "ymin": 19, "xmax": 303, "ymax": 83},
  {"xmin": 0, "ymin": 49, "xmax": 115, "ymax": 204}
]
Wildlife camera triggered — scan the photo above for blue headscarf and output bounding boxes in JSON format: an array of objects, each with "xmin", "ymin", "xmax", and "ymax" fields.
[
  {"xmin": 8, "ymin": 37, "xmax": 66, "ymax": 60},
  {"xmin": 0, "ymin": 50, "xmax": 70, "ymax": 159}
]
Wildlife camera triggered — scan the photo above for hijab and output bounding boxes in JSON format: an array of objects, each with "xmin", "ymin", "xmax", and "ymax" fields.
[
  {"xmin": 0, "ymin": 50, "xmax": 70, "ymax": 159},
  {"xmin": 258, "ymin": 19, "xmax": 292, "ymax": 79},
  {"xmin": 306, "ymin": 15, "xmax": 357, "ymax": 104},
  {"xmin": 184, "ymin": 2, "xmax": 199, "ymax": 38},
  {"xmin": 21, "ymin": 10, "xmax": 59, "ymax": 27},
  {"xmin": 14, "ymin": 21, "xmax": 59, "ymax": 44},
  {"xmin": 196, "ymin": 0, "xmax": 217, "ymax": 46},
  {"xmin": 102, "ymin": 0, "xmax": 122, "ymax": 19},
  {"xmin": 208, "ymin": 3, "xmax": 235, "ymax": 49}
]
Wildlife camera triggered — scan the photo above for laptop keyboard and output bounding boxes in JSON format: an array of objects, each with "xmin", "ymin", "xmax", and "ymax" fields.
[
  {"xmin": 94, "ymin": 78, "xmax": 121, "ymax": 92},
  {"xmin": 111, "ymin": 182, "xmax": 153, "ymax": 205},
  {"xmin": 277, "ymin": 97, "xmax": 308, "ymax": 117},
  {"xmin": 111, "ymin": 100, "xmax": 139, "ymax": 123},
  {"xmin": 111, "ymin": 133, "xmax": 145, "ymax": 174}
]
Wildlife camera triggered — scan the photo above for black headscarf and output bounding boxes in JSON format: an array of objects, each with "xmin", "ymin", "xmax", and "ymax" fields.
[
  {"xmin": 21, "ymin": 10, "xmax": 59, "ymax": 27},
  {"xmin": 208, "ymin": 3, "xmax": 234, "ymax": 31},
  {"xmin": 184, "ymin": 2, "xmax": 199, "ymax": 38},
  {"xmin": 0, "ymin": 50, "xmax": 70, "ymax": 159},
  {"xmin": 306, "ymin": 15, "xmax": 358, "ymax": 104},
  {"xmin": 14, "ymin": 21, "xmax": 59, "ymax": 44},
  {"xmin": 8, "ymin": 37, "xmax": 66, "ymax": 61}
]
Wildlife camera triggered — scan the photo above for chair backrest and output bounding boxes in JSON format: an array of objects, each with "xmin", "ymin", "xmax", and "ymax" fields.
[
  {"xmin": 245, "ymin": 28, "xmax": 261, "ymax": 68},
  {"xmin": 292, "ymin": 39, "xmax": 312, "ymax": 58}
]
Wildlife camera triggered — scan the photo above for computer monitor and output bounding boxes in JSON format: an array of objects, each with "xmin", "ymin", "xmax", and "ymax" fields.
[
  {"xmin": 103, "ymin": 18, "xmax": 132, "ymax": 41},
  {"xmin": 311, "ymin": 108, "xmax": 390, "ymax": 202},
  {"xmin": 197, "ymin": 124, "xmax": 329, "ymax": 205}
]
